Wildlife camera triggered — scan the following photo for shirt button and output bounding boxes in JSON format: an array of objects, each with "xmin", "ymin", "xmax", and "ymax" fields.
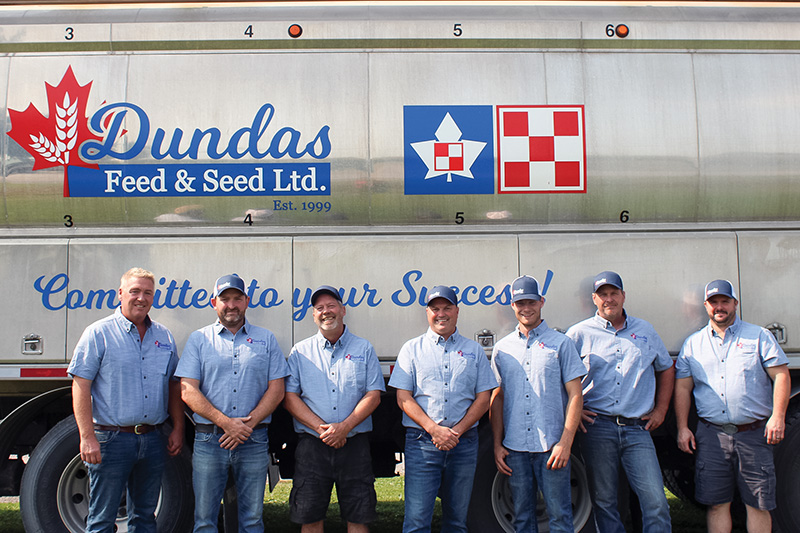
[
  {"xmin": 445, "ymin": 399, "xmax": 448, "ymax": 402},
  {"xmin": 444, "ymin": 417, "xmax": 448, "ymax": 420},
  {"xmin": 333, "ymin": 407, "xmax": 337, "ymax": 410},
  {"xmin": 234, "ymin": 389, "xmax": 237, "ymax": 392}
]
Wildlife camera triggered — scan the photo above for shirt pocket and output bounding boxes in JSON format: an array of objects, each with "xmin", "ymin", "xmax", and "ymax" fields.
[
  {"xmin": 237, "ymin": 342, "xmax": 268, "ymax": 367},
  {"xmin": 628, "ymin": 336, "xmax": 656, "ymax": 369},
  {"xmin": 161, "ymin": 352, "xmax": 173, "ymax": 375},
  {"xmin": 451, "ymin": 350, "xmax": 478, "ymax": 387},
  {"xmin": 342, "ymin": 357, "xmax": 367, "ymax": 392},
  {"xmin": 734, "ymin": 349, "xmax": 764, "ymax": 394}
]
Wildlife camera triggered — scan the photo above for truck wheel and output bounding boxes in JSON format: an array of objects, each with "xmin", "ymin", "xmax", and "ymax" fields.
[
  {"xmin": 662, "ymin": 467, "xmax": 697, "ymax": 505},
  {"xmin": 773, "ymin": 407, "xmax": 800, "ymax": 532},
  {"xmin": 467, "ymin": 430, "xmax": 595, "ymax": 532},
  {"xmin": 20, "ymin": 415, "xmax": 193, "ymax": 533}
]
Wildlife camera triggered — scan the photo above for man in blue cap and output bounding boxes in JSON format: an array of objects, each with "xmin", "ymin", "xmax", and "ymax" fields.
[
  {"xmin": 566, "ymin": 271, "xmax": 674, "ymax": 533},
  {"xmin": 389, "ymin": 285, "xmax": 497, "ymax": 533},
  {"xmin": 176, "ymin": 274, "xmax": 289, "ymax": 533},
  {"xmin": 675, "ymin": 280, "xmax": 789, "ymax": 533},
  {"xmin": 284, "ymin": 285, "xmax": 385, "ymax": 533},
  {"xmin": 490, "ymin": 275, "xmax": 586, "ymax": 533}
]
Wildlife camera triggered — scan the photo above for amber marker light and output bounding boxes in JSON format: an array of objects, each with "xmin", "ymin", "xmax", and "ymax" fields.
[
  {"xmin": 288, "ymin": 24, "xmax": 303, "ymax": 38},
  {"xmin": 616, "ymin": 24, "xmax": 629, "ymax": 38}
]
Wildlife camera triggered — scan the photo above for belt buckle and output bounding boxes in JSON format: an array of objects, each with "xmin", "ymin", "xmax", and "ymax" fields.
[
  {"xmin": 134, "ymin": 424, "xmax": 146, "ymax": 435},
  {"xmin": 721, "ymin": 423, "xmax": 738, "ymax": 435},
  {"xmin": 614, "ymin": 416, "xmax": 626, "ymax": 426}
]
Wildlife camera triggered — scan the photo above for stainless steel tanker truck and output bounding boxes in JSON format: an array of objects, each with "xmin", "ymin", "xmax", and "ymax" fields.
[{"xmin": 1, "ymin": 1, "xmax": 800, "ymax": 531}]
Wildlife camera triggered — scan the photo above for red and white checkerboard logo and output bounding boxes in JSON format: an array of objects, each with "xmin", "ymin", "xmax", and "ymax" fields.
[
  {"xmin": 497, "ymin": 106, "xmax": 586, "ymax": 193},
  {"xmin": 434, "ymin": 143, "xmax": 464, "ymax": 172}
]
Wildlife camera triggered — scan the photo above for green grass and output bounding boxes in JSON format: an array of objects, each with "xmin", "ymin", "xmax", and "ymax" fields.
[{"xmin": 0, "ymin": 481, "xmax": 734, "ymax": 532}]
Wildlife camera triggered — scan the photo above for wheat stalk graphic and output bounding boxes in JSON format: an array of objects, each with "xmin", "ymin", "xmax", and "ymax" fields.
[{"xmin": 27, "ymin": 92, "xmax": 78, "ymax": 166}]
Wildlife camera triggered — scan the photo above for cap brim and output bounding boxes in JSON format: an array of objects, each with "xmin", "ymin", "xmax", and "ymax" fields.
[{"xmin": 512, "ymin": 294, "xmax": 542, "ymax": 302}]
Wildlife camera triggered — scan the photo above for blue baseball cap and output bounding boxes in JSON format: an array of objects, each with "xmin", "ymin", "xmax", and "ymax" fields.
[
  {"xmin": 593, "ymin": 271, "xmax": 623, "ymax": 292},
  {"xmin": 311, "ymin": 285, "xmax": 343, "ymax": 306},
  {"xmin": 511, "ymin": 275, "xmax": 542, "ymax": 302},
  {"xmin": 426, "ymin": 285, "xmax": 458, "ymax": 306},
  {"xmin": 212, "ymin": 274, "xmax": 246, "ymax": 298},
  {"xmin": 704, "ymin": 279, "xmax": 738, "ymax": 301}
]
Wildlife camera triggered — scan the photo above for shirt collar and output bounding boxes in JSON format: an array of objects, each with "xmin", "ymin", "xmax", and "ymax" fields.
[
  {"xmin": 516, "ymin": 319, "xmax": 549, "ymax": 339},
  {"xmin": 592, "ymin": 310, "xmax": 628, "ymax": 331},
  {"xmin": 425, "ymin": 327, "xmax": 458, "ymax": 345},
  {"xmin": 213, "ymin": 318, "xmax": 250, "ymax": 336},
  {"xmin": 114, "ymin": 306, "xmax": 151, "ymax": 332},
  {"xmin": 316, "ymin": 325, "xmax": 349, "ymax": 349},
  {"xmin": 709, "ymin": 315, "xmax": 740, "ymax": 338}
]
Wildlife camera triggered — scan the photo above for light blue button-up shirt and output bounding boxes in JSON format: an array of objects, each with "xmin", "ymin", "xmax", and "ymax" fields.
[
  {"xmin": 286, "ymin": 326, "xmax": 385, "ymax": 437},
  {"xmin": 389, "ymin": 328, "xmax": 497, "ymax": 430},
  {"xmin": 68, "ymin": 307, "xmax": 178, "ymax": 427},
  {"xmin": 566, "ymin": 312, "xmax": 673, "ymax": 419},
  {"xmin": 175, "ymin": 319, "xmax": 289, "ymax": 425},
  {"xmin": 676, "ymin": 317, "xmax": 788, "ymax": 425},
  {"xmin": 492, "ymin": 320, "xmax": 586, "ymax": 453}
]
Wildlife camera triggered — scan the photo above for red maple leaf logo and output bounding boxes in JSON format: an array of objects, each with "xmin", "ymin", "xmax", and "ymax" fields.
[{"xmin": 7, "ymin": 66, "xmax": 103, "ymax": 196}]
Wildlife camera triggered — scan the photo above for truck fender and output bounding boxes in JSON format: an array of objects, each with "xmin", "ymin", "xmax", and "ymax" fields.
[{"xmin": 0, "ymin": 386, "xmax": 71, "ymax": 472}]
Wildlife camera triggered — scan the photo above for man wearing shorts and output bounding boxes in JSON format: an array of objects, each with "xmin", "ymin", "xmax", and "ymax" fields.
[
  {"xmin": 284, "ymin": 285, "xmax": 385, "ymax": 532},
  {"xmin": 675, "ymin": 279, "xmax": 790, "ymax": 533}
]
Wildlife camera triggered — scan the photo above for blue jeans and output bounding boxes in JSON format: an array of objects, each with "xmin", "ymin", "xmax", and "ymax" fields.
[
  {"xmin": 85, "ymin": 429, "xmax": 167, "ymax": 533},
  {"xmin": 192, "ymin": 426, "xmax": 270, "ymax": 533},
  {"xmin": 506, "ymin": 450, "xmax": 574, "ymax": 533},
  {"xmin": 402, "ymin": 427, "xmax": 478, "ymax": 533},
  {"xmin": 579, "ymin": 416, "xmax": 671, "ymax": 533}
]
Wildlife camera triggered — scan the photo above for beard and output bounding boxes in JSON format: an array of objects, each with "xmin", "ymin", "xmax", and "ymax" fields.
[{"xmin": 219, "ymin": 310, "xmax": 244, "ymax": 329}]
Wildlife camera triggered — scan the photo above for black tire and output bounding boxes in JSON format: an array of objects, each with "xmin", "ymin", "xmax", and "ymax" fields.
[
  {"xmin": 773, "ymin": 406, "xmax": 800, "ymax": 533},
  {"xmin": 467, "ymin": 427, "xmax": 595, "ymax": 533},
  {"xmin": 662, "ymin": 467, "xmax": 698, "ymax": 505},
  {"xmin": 20, "ymin": 415, "xmax": 193, "ymax": 533}
]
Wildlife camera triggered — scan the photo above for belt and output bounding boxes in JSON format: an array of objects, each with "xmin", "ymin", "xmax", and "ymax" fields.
[
  {"xmin": 195, "ymin": 423, "xmax": 267, "ymax": 433},
  {"xmin": 701, "ymin": 418, "xmax": 766, "ymax": 436},
  {"xmin": 94, "ymin": 424, "xmax": 158, "ymax": 434},
  {"xmin": 596, "ymin": 414, "xmax": 647, "ymax": 427}
]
